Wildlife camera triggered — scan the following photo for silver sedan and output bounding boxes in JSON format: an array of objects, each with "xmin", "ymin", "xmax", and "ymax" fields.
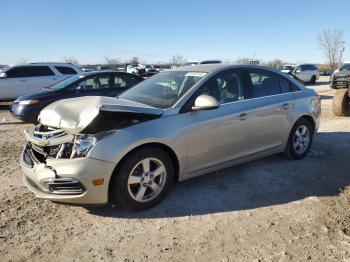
[{"xmin": 21, "ymin": 64, "xmax": 321, "ymax": 211}]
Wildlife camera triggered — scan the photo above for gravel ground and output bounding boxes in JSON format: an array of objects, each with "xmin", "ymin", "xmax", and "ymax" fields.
[{"xmin": 0, "ymin": 77, "xmax": 349, "ymax": 261}]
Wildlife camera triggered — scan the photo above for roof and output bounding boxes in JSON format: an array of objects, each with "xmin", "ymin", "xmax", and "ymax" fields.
[
  {"xmin": 7, "ymin": 62, "xmax": 80, "ymax": 67},
  {"xmin": 172, "ymin": 64, "xmax": 229, "ymax": 73},
  {"xmin": 169, "ymin": 63, "xmax": 283, "ymax": 74},
  {"xmin": 79, "ymin": 70, "xmax": 131, "ymax": 77}
]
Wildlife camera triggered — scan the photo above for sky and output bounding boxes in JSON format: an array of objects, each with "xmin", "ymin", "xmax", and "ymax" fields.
[{"xmin": 1, "ymin": 0, "xmax": 349, "ymax": 65}]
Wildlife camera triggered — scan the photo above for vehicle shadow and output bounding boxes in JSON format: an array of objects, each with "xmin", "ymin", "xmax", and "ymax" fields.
[
  {"xmin": 313, "ymin": 80, "xmax": 329, "ymax": 86},
  {"xmin": 86, "ymin": 131, "xmax": 350, "ymax": 219},
  {"xmin": 0, "ymin": 104, "xmax": 11, "ymax": 111}
]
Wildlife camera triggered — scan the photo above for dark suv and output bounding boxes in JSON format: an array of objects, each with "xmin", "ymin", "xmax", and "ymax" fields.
[{"xmin": 329, "ymin": 63, "xmax": 350, "ymax": 89}]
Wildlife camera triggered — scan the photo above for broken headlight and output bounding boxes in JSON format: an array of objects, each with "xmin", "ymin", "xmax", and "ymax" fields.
[{"xmin": 71, "ymin": 131, "xmax": 113, "ymax": 158}]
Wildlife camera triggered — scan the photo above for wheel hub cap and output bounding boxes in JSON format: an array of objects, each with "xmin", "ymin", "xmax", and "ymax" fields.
[{"xmin": 127, "ymin": 158, "xmax": 167, "ymax": 203}]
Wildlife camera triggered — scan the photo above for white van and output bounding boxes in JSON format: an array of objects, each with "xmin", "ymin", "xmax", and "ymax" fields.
[{"xmin": 0, "ymin": 63, "xmax": 81, "ymax": 101}]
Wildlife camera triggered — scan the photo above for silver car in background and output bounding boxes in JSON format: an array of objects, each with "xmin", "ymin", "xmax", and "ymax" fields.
[{"xmin": 20, "ymin": 64, "xmax": 321, "ymax": 211}]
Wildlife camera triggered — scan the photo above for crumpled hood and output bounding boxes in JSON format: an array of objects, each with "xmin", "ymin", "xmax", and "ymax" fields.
[{"xmin": 38, "ymin": 96, "xmax": 163, "ymax": 134}]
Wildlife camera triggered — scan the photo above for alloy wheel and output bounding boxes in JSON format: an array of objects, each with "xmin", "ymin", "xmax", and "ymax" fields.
[
  {"xmin": 293, "ymin": 125, "xmax": 310, "ymax": 154},
  {"xmin": 127, "ymin": 157, "xmax": 167, "ymax": 203}
]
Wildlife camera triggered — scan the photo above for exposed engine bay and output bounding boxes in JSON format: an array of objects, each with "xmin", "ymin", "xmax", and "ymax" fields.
[{"xmin": 23, "ymin": 101, "xmax": 163, "ymax": 163}]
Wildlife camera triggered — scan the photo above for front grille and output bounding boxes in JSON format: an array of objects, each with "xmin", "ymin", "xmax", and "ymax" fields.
[
  {"xmin": 43, "ymin": 178, "xmax": 85, "ymax": 195},
  {"xmin": 23, "ymin": 148, "xmax": 35, "ymax": 167},
  {"xmin": 27, "ymin": 125, "xmax": 74, "ymax": 161}
]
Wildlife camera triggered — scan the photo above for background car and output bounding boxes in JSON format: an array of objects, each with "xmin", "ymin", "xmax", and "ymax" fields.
[
  {"xmin": 11, "ymin": 71, "xmax": 143, "ymax": 123},
  {"xmin": 126, "ymin": 64, "xmax": 147, "ymax": 76},
  {"xmin": 291, "ymin": 64, "xmax": 319, "ymax": 84},
  {"xmin": 0, "ymin": 63, "xmax": 81, "ymax": 101},
  {"xmin": 145, "ymin": 65, "xmax": 158, "ymax": 76},
  {"xmin": 329, "ymin": 62, "xmax": 350, "ymax": 89},
  {"xmin": 319, "ymin": 69, "xmax": 333, "ymax": 76},
  {"xmin": 182, "ymin": 60, "xmax": 222, "ymax": 66},
  {"xmin": 279, "ymin": 64, "xmax": 297, "ymax": 74}
]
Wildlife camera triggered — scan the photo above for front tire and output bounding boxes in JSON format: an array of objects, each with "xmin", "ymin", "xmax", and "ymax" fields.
[
  {"xmin": 283, "ymin": 118, "xmax": 314, "ymax": 160},
  {"xmin": 109, "ymin": 147, "xmax": 174, "ymax": 211},
  {"xmin": 310, "ymin": 75, "xmax": 316, "ymax": 85}
]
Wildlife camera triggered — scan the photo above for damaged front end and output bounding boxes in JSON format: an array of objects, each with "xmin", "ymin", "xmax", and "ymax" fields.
[{"xmin": 23, "ymin": 98, "xmax": 164, "ymax": 164}]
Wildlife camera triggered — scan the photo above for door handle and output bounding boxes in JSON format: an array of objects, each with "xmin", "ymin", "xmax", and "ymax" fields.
[
  {"xmin": 20, "ymin": 79, "xmax": 27, "ymax": 82},
  {"xmin": 282, "ymin": 103, "xmax": 291, "ymax": 109},
  {"xmin": 238, "ymin": 112, "xmax": 249, "ymax": 121},
  {"xmin": 52, "ymin": 78, "xmax": 57, "ymax": 80}
]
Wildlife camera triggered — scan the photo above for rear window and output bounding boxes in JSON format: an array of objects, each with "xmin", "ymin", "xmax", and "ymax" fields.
[
  {"xmin": 27, "ymin": 66, "xmax": 55, "ymax": 77},
  {"xmin": 248, "ymin": 69, "xmax": 281, "ymax": 98},
  {"xmin": 279, "ymin": 76, "xmax": 300, "ymax": 93},
  {"xmin": 301, "ymin": 65, "xmax": 318, "ymax": 71},
  {"xmin": 55, "ymin": 66, "xmax": 77, "ymax": 75}
]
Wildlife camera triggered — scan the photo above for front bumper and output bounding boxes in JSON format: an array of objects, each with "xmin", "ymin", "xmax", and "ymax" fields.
[
  {"xmin": 21, "ymin": 145, "xmax": 116, "ymax": 205},
  {"xmin": 329, "ymin": 79, "xmax": 349, "ymax": 88},
  {"xmin": 11, "ymin": 103, "xmax": 41, "ymax": 123}
]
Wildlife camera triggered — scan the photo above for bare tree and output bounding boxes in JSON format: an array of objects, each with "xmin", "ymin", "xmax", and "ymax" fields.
[
  {"xmin": 236, "ymin": 58, "xmax": 251, "ymax": 64},
  {"xmin": 265, "ymin": 59, "xmax": 283, "ymax": 68},
  {"xmin": 169, "ymin": 55, "xmax": 185, "ymax": 66},
  {"xmin": 105, "ymin": 57, "xmax": 120, "ymax": 65},
  {"xmin": 130, "ymin": 57, "xmax": 139, "ymax": 64},
  {"xmin": 63, "ymin": 57, "xmax": 79, "ymax": 65},
  {"xmin": 318, "ymin": 30, "xmax": 346, "ymax": 70}
]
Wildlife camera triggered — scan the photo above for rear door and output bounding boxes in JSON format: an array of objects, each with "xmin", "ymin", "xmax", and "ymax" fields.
[
  {"xmin": 246, "ymin": 68, "xmax": 295, "ymax": 153},
  {"xmin": 27, "ymin": 66, "xmax": 57, "ymax": 90},
  {"xmin": 0, "ymin": 66, "xmax": 30, "ymax": 100}
]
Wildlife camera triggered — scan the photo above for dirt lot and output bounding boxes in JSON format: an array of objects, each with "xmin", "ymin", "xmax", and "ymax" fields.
[{"xmin": 0, "ymin": 77, "xmax": 349, "ymax": 261}]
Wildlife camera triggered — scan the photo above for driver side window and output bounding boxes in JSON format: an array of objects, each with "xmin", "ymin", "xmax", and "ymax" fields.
[{"xmin": 196, "ymin": 69, "xmax": 245, "ymax": 104}]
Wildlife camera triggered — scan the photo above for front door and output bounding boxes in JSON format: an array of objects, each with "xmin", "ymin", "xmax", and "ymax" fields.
[
  {"xmin": 0, "ymin": 66, "xmax": 30, "ymax": 100},
  {"xmin": 186, "ymin": 69, "xmax": 254, "ymax": 174}
]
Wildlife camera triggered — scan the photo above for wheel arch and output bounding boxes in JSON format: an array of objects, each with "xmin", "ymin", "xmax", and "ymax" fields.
[
  {"xmin": 297, "ymin": 114, "xmax": 315, "ymax": 133},
  {"xmin": 108, "ymin": 142, "xmax": 180, "ymax": 198}
]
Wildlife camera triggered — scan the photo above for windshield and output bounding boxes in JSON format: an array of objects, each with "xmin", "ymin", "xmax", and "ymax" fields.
[
  {"xmin": 0, "ymin": 65, "xmax": 10, "ymax": 72},
  {"xmin": 49, "ymin": 74, "xmax": 85, "ymax": 90},
  {"xmin": 340, "ymin": 63, "xmax": 350, "ymax": 71},
  {"xmin": 119, "ymin": 71, "xmax": 207, "ymax": 108}
]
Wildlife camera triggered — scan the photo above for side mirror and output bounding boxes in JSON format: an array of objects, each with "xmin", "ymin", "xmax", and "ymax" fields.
[
  {"xmin": 0, "ymin": 72, "xmax": 7, "ymax": 78},
  {"xmin": 192, "ymin": 95, "xmax": 220, "ymax": 111},
  {"xmin": 295, "ymin": 69, "xmax": 301, "ymax": 74}
]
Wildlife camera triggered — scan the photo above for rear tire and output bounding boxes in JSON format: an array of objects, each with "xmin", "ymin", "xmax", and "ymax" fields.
[
  {"xmin": 332, "ymin": 88, "xmax": 350, "ymax": 116},
  {"xmin": 310, "ymin": 75, "xmax": 316, "ymax": 85},
  {"xmin": 283, "ymin": 118, "xmax": 314, "ymax": 160},
  {"xmin": 109, "ymin": 147, "xmax": 174, "ymax": 211}
]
